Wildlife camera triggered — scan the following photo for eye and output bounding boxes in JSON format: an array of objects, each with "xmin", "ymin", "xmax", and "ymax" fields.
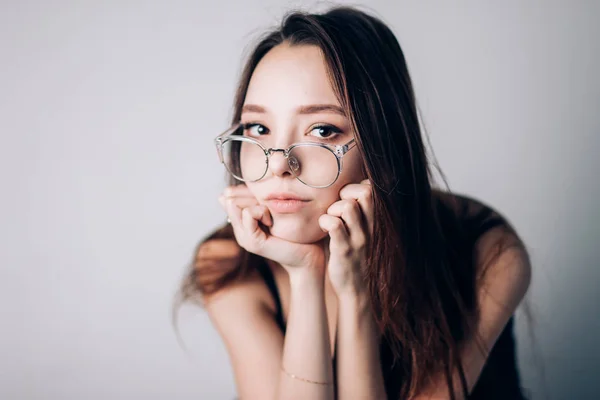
[
  {"xmin": 309, "ymin": 124, "xmax": 341, "ymax": 140},
  {"xmin": 242, "ymin": 123, "xmax": 269, "ymax": 137}
]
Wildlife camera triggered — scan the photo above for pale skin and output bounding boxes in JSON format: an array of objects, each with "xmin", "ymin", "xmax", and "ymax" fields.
[{"xmin": 203, "ymin": 43, "xmax": 531, "ymax": 400}]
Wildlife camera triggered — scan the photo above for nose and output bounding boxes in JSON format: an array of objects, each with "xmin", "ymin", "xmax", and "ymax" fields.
[{"xmin": 266, "ymin": 149, "xmax": 294, "ymax": 179}]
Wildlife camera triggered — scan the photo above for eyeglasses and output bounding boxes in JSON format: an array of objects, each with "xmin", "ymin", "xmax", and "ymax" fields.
[{"xmin": 214, "ymin": 123, "xmax": 356, "ymax": 188}]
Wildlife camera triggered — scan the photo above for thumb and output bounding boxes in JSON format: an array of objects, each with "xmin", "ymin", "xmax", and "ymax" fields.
[
  {"xmin": 246, "ymin": 205, "xmax": 273, "ymax": 227},
  {"xmin": 241, "ymin": 205, "xmax": 272, "ymax": 246}
]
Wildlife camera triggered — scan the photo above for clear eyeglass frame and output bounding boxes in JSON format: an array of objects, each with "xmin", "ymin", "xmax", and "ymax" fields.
[{"xmin": 214, "ymin": 122, "xmax": 357, "ymax": 188}]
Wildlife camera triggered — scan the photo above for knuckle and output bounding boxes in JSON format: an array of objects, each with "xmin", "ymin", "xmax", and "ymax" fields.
[
  {"xmin": 327, "ymin": 202, "xmax": 338, "ymax": 215},
  {"xmin": 342, "ymin": 200, "xmax": 356, "ymax": 214},
  {"xmin": 354, "ymin": 232, "xmax": 365, "ymax": 244},
  {"xmin": 342, "ymin": 246, "xmax": 353, "ymax": 258},
  {"xmin": 361, "ymin": 189, "xmax": 372, "ymax": 203},
  {"xmin": 331, "ymin": 219, "xmax": 344, "ymax": 231},
  {"xmin": 355, "ymin": 237, "xmax": 366, "ymax": 250}
]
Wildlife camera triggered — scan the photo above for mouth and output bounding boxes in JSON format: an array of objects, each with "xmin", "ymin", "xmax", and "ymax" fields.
[{"xmin": 264, "ymin": 192, "xmax": 311, "ymax": 214}]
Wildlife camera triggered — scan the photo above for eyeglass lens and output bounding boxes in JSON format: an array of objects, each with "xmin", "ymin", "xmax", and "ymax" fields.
[{"xmin": 221, "ymin": 138, "xmax": 339, "ymax": 187}]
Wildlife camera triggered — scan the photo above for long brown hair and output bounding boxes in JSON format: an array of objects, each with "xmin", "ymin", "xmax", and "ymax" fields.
[{"xmin": 177, "ymin": 6, "xmax": 526, "ymax": 399}]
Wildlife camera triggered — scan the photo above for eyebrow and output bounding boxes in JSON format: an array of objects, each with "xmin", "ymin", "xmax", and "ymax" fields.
[{"xmin": 241, "ymin": 103, "xmax": 346, "ymax": 117}]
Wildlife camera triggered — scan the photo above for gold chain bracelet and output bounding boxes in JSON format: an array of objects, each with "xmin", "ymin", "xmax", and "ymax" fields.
[{"xmin": 281, "ymin": 365, "xmax": 333, "ymax": 386}]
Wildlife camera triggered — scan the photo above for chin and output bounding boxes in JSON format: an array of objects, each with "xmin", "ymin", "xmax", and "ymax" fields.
[{"xmin": 269, "ymin": 214, "xmax": 327, "ymax": 244}]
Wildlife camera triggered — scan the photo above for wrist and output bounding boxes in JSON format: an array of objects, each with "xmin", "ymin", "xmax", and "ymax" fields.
[
  {"xmin": 288, "ymin": 267, "xmax": 325, "ymax": 288},
  {"xmin": 338, "ymin": 288, "xmax": 371, "ymax": 312}
]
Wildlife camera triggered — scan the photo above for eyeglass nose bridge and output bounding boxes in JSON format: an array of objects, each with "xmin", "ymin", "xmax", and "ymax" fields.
[
  {"xmin": 266, "ymin": 148, "xmax": 289, "ymax": 157},
  {"xmin": 265, "ymin": 147, "xmax": 300, "ymax": 173}
]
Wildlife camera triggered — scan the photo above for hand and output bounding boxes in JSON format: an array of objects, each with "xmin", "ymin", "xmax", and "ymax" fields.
[
  {"xmin": 219, "ymin": 185, "xmax": 326, "ymax": 276},
  {"xmin": 318, "ymin": 179, "xmax": 374, "ymax": 298}
]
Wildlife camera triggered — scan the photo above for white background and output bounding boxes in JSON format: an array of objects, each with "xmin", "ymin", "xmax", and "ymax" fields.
[{"xmin": 1, "ymin": 1, "xmax": 598, "ymax": 399}]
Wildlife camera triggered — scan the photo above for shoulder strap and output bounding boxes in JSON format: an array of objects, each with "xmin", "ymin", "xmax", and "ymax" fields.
[
  {"xmin": 473, "ymin": 207, "xmax": 506, "ymax": 239},
  {"xmin": 255, "ymin": 259, "xmax": 286, "ymax": 332}
]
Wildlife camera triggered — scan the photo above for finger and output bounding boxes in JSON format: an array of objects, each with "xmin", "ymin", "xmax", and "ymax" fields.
[
  {"xmin": 339, "ymin": 182, "xmax": 374, "ymax": 236},
  {"xmin": 223, "ymin": 184, "xmax": 253, "ymax": 198},
  {"xmin": 219, "ymin": 194, "xmax": 259, "ymax": 209},
  {"xmin": 246, "ymin": 205, "xmax": 273, "ymax": 227},
  {"xmin": 327, "ymin": 200, "xmax": 366, "ymax": 249},
  {"xmin": 318, "ymin": 214, "xmax": 350, "ymax": 251},
  {"xmin": 241, "ymin": 207, "xmax": 265, "ymax": 245}
]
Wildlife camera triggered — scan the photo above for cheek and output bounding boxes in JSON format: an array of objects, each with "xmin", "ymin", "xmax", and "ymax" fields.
[
  {"xmin": 313, "ymin": 189, "xmax": 341, "ymax": 212},
  {"xmin": 244, "ymin": 182, "xmax": 261, "ymax": 199},
  {"xmin": 340, "ymin": 153, "xmax": 366, "ymax": 183},
  {"xmin": 330, "ymin": 157, "xmax": 366, "ymax": 193},
  {"xmin": 305, "ymin": 184, "xmax": 341, "ymax": 215},
  {"xmin": 308, "ymin": 157, "xmax": 365, "ymax": 212}
]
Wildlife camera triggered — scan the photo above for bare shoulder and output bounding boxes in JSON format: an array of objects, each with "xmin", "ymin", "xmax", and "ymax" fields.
[
  {"xmin": 432, "ymin": 188, "xmax": 503, "ymax": 221},
  {"xmin": 195, "ymin": 239, "xmax": 285, "ymax": 398},
  {"xmin": 195, "ymin": 238, "xmax": 275, "ymax": 312},
  {"xmin": 432, "ymin": 188, "xmax": 530, "ymax": 276},
  {"xmin": 424, "ymin": 193, "xmax": 531, "ymax": 395}
]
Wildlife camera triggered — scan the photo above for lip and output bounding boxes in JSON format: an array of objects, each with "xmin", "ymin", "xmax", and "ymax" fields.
[
  {"xmin": 265, "ymin": 192, "xmax": 309, "ymax": 201},
  {"xmin": 264, "ymin": 192, "xmax": 310, "ymax": 214},
  {"xmin": 265, "ymin": 199, "xmax": 309, "ymax": 213}
]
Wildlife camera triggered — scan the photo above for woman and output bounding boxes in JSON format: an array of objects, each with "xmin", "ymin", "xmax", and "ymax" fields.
[{"xmin": 179, "ymin": 6, "xmax": 531, "ymax": 400}]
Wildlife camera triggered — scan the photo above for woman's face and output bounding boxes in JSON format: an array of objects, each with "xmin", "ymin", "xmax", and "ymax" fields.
[{"xmin": 240, "ymin": 43, "xmax": 365, "ymax": 244}]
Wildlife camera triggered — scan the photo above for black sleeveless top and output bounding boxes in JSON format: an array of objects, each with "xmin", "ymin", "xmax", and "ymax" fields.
[{"xmin": 255, "ymin": 200, "xmax": 529, "ymax": 400}]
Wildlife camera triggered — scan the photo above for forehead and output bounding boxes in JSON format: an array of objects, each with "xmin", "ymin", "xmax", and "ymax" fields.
[{"xmin": 244, "ymin": 44, "xmax": 340, "ymax": 109}]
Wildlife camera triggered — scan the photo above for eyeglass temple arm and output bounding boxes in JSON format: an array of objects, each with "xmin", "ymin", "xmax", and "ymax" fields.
[
  {"xmin": 214, "ymin": 125, "xmax": 242, "ymax": 165},
  {"xmin": 215, "ymin": 124, "xmax": 241, "ymax": 142},
  {"xmin": 336, "ymin": 138, "xmax": 357, "ymax": 157}
]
